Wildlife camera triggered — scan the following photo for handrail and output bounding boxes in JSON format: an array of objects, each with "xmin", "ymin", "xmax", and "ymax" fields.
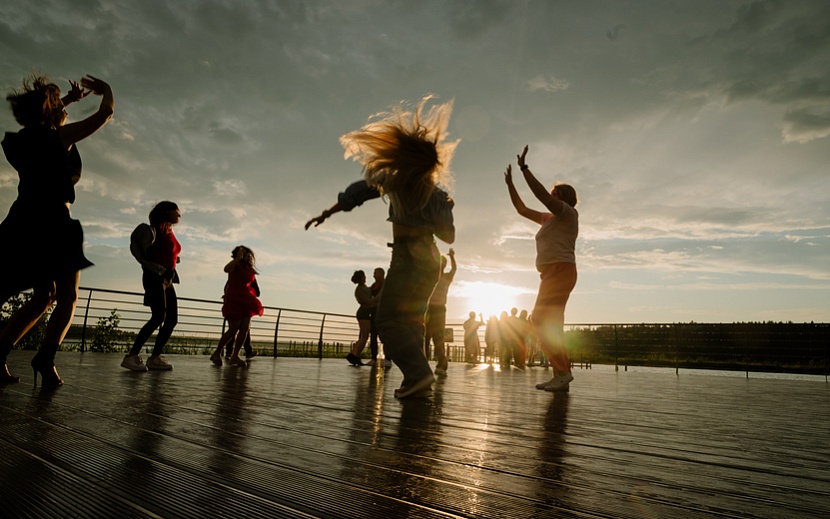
[{"xmin": 3, "ymin": 286, "xmax": 826, "ymax": 379}]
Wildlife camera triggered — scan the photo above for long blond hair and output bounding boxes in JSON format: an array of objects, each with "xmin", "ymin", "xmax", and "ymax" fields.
[{"xmin": 340, "ymin": 96, "xmax": 458, "ymax": 216}]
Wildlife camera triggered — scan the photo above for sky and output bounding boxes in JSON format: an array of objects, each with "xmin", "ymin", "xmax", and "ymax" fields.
[{"xmin": 1, "ymin": 0, "xmax": 828, "ymax": 324}]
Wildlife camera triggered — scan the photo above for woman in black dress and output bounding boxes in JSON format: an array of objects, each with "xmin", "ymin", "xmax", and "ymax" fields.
[{"xmin": 0, "ymin": 74, "xmax": 113, "ymax": 387}]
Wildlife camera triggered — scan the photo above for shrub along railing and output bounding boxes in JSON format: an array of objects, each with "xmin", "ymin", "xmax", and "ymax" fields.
[{"xmin": 2, "ymin": 287, "xmax": 827, "ymax": 378}]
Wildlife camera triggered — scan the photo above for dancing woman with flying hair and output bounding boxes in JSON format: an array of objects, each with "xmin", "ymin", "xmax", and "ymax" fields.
[{"xmin": 310, "ymin": 97, "xmax": 458, "ymax": 398}]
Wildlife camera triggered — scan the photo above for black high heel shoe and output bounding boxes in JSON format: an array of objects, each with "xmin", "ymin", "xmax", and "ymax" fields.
[
  {"xmin": 1, "ymin": 364, "xmax": 20, "ymax": 385},
  {"xmin": 31, "ymin": 345, "xmax": 64, "ymax": 388}
]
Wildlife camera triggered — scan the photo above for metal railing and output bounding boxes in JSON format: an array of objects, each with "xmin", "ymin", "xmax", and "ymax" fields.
[{"xmin": 23, "ymin": 287, "xmax": 829, "ymax": 378}]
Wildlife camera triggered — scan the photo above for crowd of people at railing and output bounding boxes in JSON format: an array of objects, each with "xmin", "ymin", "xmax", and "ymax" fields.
[{"xmin": 0, "ymin": 73, "xmax": 579, "ymax": 399}]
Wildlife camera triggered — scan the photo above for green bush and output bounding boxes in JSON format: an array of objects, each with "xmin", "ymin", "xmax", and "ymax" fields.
[{"xmin": 90, "ymin": 309, "xmax": 125, "ymax": 352}]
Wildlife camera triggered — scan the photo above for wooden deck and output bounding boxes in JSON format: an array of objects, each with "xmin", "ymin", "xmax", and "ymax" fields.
[{"xmin": 1, "ymin": 352, "xmax": 828, "ymax": 518}]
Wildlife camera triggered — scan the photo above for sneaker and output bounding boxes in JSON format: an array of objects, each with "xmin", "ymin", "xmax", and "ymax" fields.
[
  {"xmin": 121, "ymin": 354, "xmax": 148, "ymax": 372},
  {"xmin": 545, "ymin": 373, "xmax": 574, "ymax": 392},
  {"xmin": 535, "ymin": 377, "xmax": 555, "ymax": 390},
  {"xmin": 245, "ymin": 350, "xmax": 258, "ymax": 360},
  {"xmin": 394, "ymin": 374, "xmax": 435, "ymax": 399},
  {"xmin": 146, "ymin": 355, "xmax": 173, "ymax": 371},
  {"xmin": 365, "ymin": 359, "xmax": 377, "ymax": 366},
  {"xmin": 383, "ymin": 359, "xmax": 392, "ymax": 369}
]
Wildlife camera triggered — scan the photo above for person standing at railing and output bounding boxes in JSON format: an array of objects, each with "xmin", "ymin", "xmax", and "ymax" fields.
[
  {"xmin": 346, "ymin": 270, "xmax": 375, "ymax": 366},
  {"xmin": 463, "ymin": 312, "xmax": 483, "ymax": 364},
  {"xmin": 0, "ymin": 74, "xmax": 113, "ymax": 387},
  {"xmin": 123, "ymin": 201, "xmax": 182, "ymax": 372},
  {"xmin": 366, "ymin": 267, "xmax": 389, "ymax": 368},
  {"xmin": 504, "ymin": 145, "xmax": 578, "ymax": 392},
  {"xmin": 306, "ymin": 96, "xmax": 458, "ymax": 399},
  {"xmin": 425, "ymin": 248, "xmax": 455, "ymax": 375},
  {"xmin": 210, "ymin": 246, "xmax": 263, "ymax": 367}
]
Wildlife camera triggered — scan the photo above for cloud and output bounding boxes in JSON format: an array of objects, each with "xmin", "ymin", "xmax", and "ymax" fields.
[
  {"xmin": 781, "ymin": 105, "xmax": 830, "ymax": 143},
  {"xmin": 527, "ymin": 75, "xmax": 570, "ymax": 93},
  {"xmin": 607, "ymin": 23, "xmax": 626, "ymax": 41}
]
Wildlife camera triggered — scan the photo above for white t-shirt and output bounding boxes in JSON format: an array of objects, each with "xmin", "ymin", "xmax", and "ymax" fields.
[{"xmin": 535, "ymin": 204, "xmax": 578, "ymax": 270}]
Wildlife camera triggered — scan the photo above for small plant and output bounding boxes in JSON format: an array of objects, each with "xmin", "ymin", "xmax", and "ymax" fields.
[{"xmin": 90, "ymin": 309, "xmax": 124, "ymax": 353}]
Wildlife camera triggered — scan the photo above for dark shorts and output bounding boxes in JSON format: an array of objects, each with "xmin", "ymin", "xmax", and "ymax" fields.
[
  {"xmin": 356, "ymin": 306, "xmax": 372, "ymax": 320},
  {"xmin": 142, "ymin": 270, "xmax": 176, "ymax": 308}
]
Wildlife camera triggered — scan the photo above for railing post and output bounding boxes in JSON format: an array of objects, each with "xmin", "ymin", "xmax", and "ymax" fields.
[
  {"xmin": 80, "ymin": 289, "xmax": 93, "ymax": 353},
  {"xmin": 317, "ymin": 314, "xmax": 326, "ymax": 360},
  {"xmin": 675, "ymin": 323, "xmax": 679, "ymax": 375},
  {"xmin": 613, "ymin": 324, "xmax": 619, "ymax": 372},
  {"xmin": 272, "ymin": 309, "xmax": 281, "ymax": 358}
]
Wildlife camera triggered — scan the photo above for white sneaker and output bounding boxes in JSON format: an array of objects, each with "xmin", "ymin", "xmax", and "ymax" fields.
[
  {"xmin": 146, "ymin": 355, "xmax": 173, "ymax": 371},
  {"xmin": 545, "ymin": 372, "xmax": 574, "ymax": 392},
  {"xmin": 535, "ymin": 377, "xmax": 555, "ymax": 390},
  {"xmin": 121, "ymin": 354, "xmax": 148, "ymax": 372}
]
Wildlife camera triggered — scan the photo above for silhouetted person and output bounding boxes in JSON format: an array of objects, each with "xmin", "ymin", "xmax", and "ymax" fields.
[
  {"xmin": 503, "ymin": 307, "xmax": 525, "ymax": 369},
  {"xmin": 505, "ymin": 145, "xmax": 578, "ymax": 392},
  {"xmin": 124, "ymin": 201, "xmax": 182, "ymax": 372},
  {"xmin": 484, "ymin": 315, "xmax": 498, "ymax": 364},
  {"xmin": 210, "ymin": 246, "xmax": 263, "ymax": 367},
  {"xmin": 306, "ymin": 97, "xmax": 458, "ymax": 398},
  {"xmin": 346, "ymin": 270, "xmax": 375, "ymax": 366},
  {"xmin": 463, "ymin": 311, "xmax": 483, "ymax": 363},
  {"xmin": 221, "ymin": 278, "xmax": 259, "ymax": 359},
  {"xmin": 425, "ymin": 248, "xmax": 456, "ymax": 375},
  {"xmin": 0, "ymin": 74, "xmax": 113, "ymax": 387},
  {"xmin": 367, "ymin": 267, "xmax": 388, "ymax": 367},
  {"xmin": 498, "ymin": 311, "xmax": 512, "ymax": 367}
]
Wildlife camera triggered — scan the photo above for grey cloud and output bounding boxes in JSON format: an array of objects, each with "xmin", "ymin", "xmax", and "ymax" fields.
[{"xmin": 607, "ymin": 23, "xmax": 626, "ymax": 41}]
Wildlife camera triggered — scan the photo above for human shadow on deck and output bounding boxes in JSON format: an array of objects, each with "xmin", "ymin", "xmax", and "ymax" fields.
[{"xmin": 536, "ymin": 392, "xmax": 572, "ymax": 510}]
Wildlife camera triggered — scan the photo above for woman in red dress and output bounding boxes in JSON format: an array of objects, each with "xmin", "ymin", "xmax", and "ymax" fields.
[{"xmin": 210, "ymin": 246, "xmax": 263, "ymax": 367}]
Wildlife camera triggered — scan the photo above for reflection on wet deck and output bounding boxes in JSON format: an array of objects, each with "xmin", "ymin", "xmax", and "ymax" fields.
[{"xmin": 1, "ymin": 353, "xmax": 829, "ymax": 518}]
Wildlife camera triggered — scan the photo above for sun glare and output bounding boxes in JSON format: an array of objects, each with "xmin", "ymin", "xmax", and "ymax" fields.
[{"xmin": 454, "ymin": 281, "xmax": 529, "ymax": 321}]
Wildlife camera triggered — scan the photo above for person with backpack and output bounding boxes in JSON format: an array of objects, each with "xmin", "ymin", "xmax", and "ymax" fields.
[
  {"xmin": 0, "ymin": 74, "xmax": 113, "ymax": 387},
  {"xmin": 122, "ymin": 201, "xmax": 182, "ymax": 371}
]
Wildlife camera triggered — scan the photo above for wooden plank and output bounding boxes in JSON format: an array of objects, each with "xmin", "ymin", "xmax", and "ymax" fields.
[{"xmin": 1, "ymin": 353, "xmax": 828, "ymax": 518}]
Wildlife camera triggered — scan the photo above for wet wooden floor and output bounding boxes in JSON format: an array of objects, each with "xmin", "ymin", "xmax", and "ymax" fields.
[{"xmin": 1, "ymin": 352, "xmax": 828, "ymax": 518}]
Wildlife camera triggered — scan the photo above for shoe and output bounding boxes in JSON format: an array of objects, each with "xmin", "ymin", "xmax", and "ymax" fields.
[
  {"xmin": 535, "ymin": 377, "xmax": 555, "ymax": 390},
  {"xmin": 383, "ymin": 359, "xmax": 392, "ymax": 369},
  {"xmin": 394, "ymin": 374, "xmax": 435, "ymax": 399},
  {"xmin": 146, "ymin": 355, "xmax": 173, "ymax": 371},
  {"xmin": 1, "ymin": 364, "xmax": 20, "ymax": 385},
  {"xmin": 245, "ymin": 350, "xmax": 258, "ymax": 360},
  {"xmin": 545, "ymin": 373, "xmax": 574, "ymax": 392},
  {"xmin": 365, "ymin": 359, "xmax": 377, "ymax": 366},
  {"xmin": 31, "ymin": 345, "xmax": 63, "ymax": 388},
  {"xmin": 434, "ymin": 366, "xmax": 447, "ymax": 376},
  {"xmin": 228, "ymin": 356, "xmax": 247, "ymax": 367},
  {"xmin": 121, "ymin": 354, "xmax": 148, "ymax": 372},
  {"xmin": 209, "ymin": 353, "xmax": 223, "ymax": 366},
  {"xmin": 346, "ymin": 353, "xmax": 363, "ymax": 366}
]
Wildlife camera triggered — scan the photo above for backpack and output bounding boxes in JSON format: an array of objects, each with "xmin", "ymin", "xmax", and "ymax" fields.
[{"xmin": 129, "ymin": 223, "xmax": 156, "ymax": 265}]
